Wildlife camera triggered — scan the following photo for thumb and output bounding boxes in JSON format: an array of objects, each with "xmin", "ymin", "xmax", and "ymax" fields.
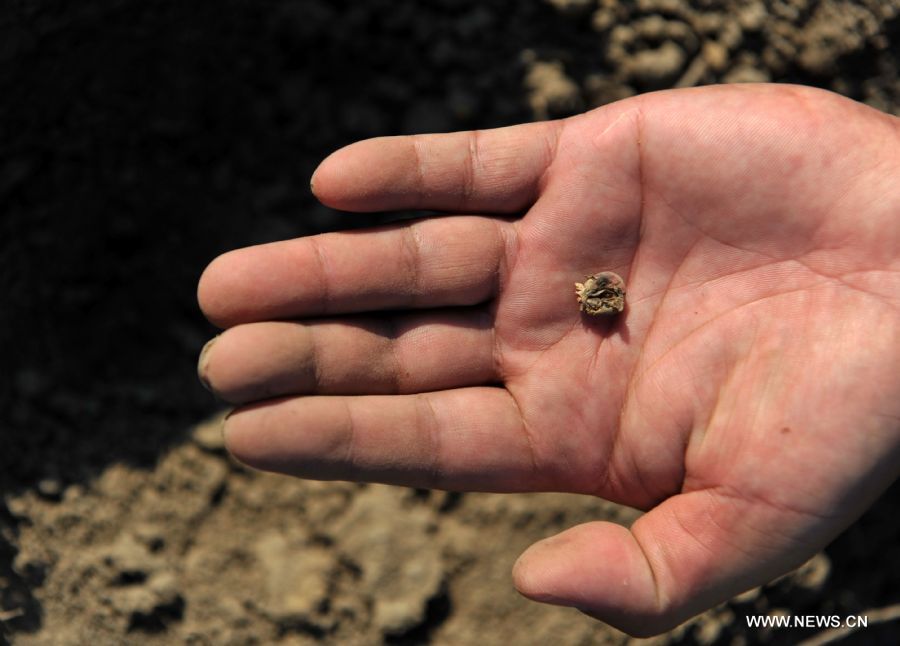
[
  {"xmin": 512, "ymin": 490, "xmax": 819, "ymax": 636},
  {"xmin": 513, "ymin": 521, "xmax": 669, "ymax": 634}
]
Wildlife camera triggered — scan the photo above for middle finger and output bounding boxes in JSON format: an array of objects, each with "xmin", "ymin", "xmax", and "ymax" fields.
[{"xmin": 199, "ymin": 309, "xmax": 498, "ymax": 404}]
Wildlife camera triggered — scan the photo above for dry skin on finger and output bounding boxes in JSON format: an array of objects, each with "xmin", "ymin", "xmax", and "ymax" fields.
[{"xmin": 575, "ymin": 271, "xmax": 626, "ymax": 315}]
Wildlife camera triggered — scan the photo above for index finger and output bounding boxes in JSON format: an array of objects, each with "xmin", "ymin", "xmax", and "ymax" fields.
[{"xmin": 311, "ymin": 121, "xmax": 563, "ymax": 214}]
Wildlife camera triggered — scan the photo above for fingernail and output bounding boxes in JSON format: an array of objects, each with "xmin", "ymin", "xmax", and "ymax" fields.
[
  {"xmin": 221, "ymin": 408, "xmax": 233, "ymax": 444},
  {"xmin": 197, "ymin": 336, "xmax": 218, "ymax": 393}
]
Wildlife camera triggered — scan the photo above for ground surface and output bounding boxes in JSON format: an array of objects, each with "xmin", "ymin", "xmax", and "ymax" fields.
[{"xmin": 2, "ymin": 1, "xmax": 899, "ymax": 644}]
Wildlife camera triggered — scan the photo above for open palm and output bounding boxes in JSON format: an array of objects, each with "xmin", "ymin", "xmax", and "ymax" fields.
[{"xmin": 198, "ymin": 84, "xmax": 900, "ymax": 634}]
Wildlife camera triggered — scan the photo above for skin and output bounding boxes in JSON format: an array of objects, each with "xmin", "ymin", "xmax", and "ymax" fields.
[{"xmin": 197, "ymin": 84, "xmax": 900, "ymax": 636}]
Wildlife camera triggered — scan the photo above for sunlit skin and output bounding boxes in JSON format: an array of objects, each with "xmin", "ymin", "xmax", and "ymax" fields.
[{"xmin": 197, "ymin": 84, "xmax": 900, "ymax": 636}]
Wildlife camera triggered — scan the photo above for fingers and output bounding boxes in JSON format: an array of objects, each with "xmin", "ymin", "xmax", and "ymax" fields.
[
  {"xmin": 198, "ymin": 216, "xmax": 511, "ymax": 328},
  {"xmin": 199, "ymin": 310, "xmax": 497, "ymax": 403},
  {"xmin": 223, "ymin": 387, "xmax": 544, "ymax": 492},
  {"xmin": 311, "ymin": 121, "xmax": 562, "ymax": 213},
  {"xmin": 513, "ymin": 490, "xmax": 816, "ymax": 636}
]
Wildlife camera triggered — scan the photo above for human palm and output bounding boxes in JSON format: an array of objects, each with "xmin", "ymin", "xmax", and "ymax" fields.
[{"xmin": 199, "ymin": 84, "xmax": 900, "ymax": 635}]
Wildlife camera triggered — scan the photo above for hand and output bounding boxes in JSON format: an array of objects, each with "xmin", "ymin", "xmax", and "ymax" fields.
[{"xmin": 197, "ymin": 84, "xmax": 900, "ymax": 635}]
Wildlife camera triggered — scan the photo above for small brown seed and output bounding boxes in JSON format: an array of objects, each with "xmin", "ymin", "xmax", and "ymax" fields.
[{"xmin": 575, "ymin": 271, "xmax": 626, "ymax": 315}]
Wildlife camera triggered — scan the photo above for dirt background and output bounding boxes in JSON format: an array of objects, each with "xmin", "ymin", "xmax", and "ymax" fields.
[{"xmin": 2, "ymin": 1, "xmax": 899, "ymax": 644}]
